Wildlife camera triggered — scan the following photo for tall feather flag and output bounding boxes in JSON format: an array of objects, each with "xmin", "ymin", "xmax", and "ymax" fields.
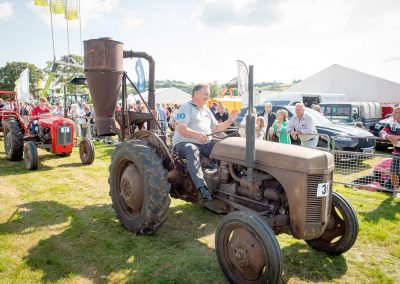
[
  {"xmin": 17, "ymin": 68, "xmax": 30, "ymax": 103},
  {"xmin": 237, "ymin": 60, "xmax": 249, "ymax": 108},
  {"xmin": 51, "ymin": 0, "xmax": 65, "ymax": 14},
  {"xmin": 34, "ymin": 0, "xmax": 48, "ymax": 6},
  {"xmin": 65, "ymin": 0, "xmax": 79, "ymax": 20},
  {"xmin": 34, "ymin": 0, "xmax": 79, "ymax": 20}
]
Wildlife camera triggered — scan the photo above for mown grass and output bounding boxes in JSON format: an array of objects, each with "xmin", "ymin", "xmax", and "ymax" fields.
[{"xmin": 0, "ymin": 138, "xmax": 399, "ymax": 283}]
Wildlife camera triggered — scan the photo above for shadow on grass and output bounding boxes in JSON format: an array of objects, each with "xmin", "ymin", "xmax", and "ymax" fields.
[
  {"xmin": 281, "ymin": 242, "xmax": 347, "ymax": 283},
  {"xmin": 0, "ymin": 199, "xmax": 354, "ymax": 283},
  {"xmin": 0, "ymin": 153, "xmax": 57, "ymax": 176},
  {"xmin": 0, "ymin": 200, "xmax": 223, "ymax": 283},
  {"xmin": 359, "ymin": 196, "xmax": 400, "ymax": 223},
  {"xmin": 57, "ymin": 162, "xmax": 87, "ymax": 168}
]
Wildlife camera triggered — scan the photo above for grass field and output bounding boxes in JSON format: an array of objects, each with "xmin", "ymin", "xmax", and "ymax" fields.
[{"xmin": 0, "ymin": 139, "xmax": 399, "ymax": 283}]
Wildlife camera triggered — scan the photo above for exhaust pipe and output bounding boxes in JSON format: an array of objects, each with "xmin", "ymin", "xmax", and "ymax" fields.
[{"xmin": 84, "ymin": 37, "xmax": 123, "ymax": 136}]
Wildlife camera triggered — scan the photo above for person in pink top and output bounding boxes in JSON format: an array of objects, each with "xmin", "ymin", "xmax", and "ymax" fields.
[{"xmin": 379, "ymin": 106, "xmax": 400, "ymax": 198}]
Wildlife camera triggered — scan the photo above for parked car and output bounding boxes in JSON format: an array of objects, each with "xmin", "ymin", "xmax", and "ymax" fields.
[
  {"xmin": 320, "ymin": 102, "xmax": 382, "ymax": 130},
  {"xmin": 237, "ymin": 105, "xmax": 376, "ymax": 158},
  {"xmin": 263, "ymin": 92, "xmax": 347, "ymax": 107}
]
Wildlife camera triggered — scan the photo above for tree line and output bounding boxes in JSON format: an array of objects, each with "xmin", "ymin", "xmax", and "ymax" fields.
[{"xmin": 0, "ymin": 55, "xmax": 298, "ymax": 99}]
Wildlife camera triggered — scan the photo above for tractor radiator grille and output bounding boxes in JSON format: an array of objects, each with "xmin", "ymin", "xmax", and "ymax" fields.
[
  {"xmin": 57, "ymin": 126, "xmax": 72, "ymax": 145},
  {"xmin": 306, "ymin": 175, "xmax": 324, "ymax": 222}
]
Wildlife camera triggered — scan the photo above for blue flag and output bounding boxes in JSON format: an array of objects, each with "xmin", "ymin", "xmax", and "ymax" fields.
[{"xmin": 135, "ymin": 59, "xmax": 145, "ymax": 93}]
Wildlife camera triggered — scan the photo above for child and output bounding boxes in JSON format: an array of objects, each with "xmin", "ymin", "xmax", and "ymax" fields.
[{"xmin": 255, "ymin": 116, "xmax": 267, "ymax": 140}]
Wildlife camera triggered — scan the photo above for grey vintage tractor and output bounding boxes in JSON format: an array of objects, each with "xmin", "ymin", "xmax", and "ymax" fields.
[{"xmin": 84, "ymin": 38, "xmax": 358, "ymax": 284}]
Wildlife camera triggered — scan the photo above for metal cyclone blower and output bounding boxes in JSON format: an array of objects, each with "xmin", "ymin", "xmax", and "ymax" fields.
[{"xmin": 84, "ymin": 38, "xmax": 123, "ymax": 136}]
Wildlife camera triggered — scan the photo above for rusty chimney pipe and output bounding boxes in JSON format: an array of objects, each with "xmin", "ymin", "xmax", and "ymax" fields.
[
  {"xmin": 84, "ymin": 37, "xmax": 123, "ymax": 136},
  {"xmin": 123, "ymin": 50, "xmax": 156, "ymax": 129}
]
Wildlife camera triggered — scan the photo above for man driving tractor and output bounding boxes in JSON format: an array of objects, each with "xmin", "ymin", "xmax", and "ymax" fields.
[
  {"xmin": 30, "ymin": 96, "xmax": 51, "ymax": 134},
  {"xmin": 172, "ymin": 83, "xmax": 238, "ymax": 201}
]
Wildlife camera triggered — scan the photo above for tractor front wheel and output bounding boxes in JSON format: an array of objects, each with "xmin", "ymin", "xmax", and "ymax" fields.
[
  {"xmin": 79, "ymin": 138, "xmax": 95, "ymax": 164},
  {"xmin": 4, "ymin": 119, "xmax": 24, "ymax": 161},
  {"xmin": 109, "ymin": 140, "xmax": 170, "ymax": 234},
  {"xmin": 306, "ymin": 192, "xmax": 359, "ymax": 255},
  {"xmin": 215, "ymin": 211, "xmax": 283, "ymax": 284},
  {"xmin": 24, "ymin": 141, "xmax": 38, "ymax": 170}
]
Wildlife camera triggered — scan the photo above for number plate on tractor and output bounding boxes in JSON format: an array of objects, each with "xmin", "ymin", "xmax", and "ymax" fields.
[
  {"xmin": 60, "ymin": 127, "xmax": 70, "ymax": 133},
  {"xmin": 317, "ymin": 182, "xmax": 330, "ymax": 197}
]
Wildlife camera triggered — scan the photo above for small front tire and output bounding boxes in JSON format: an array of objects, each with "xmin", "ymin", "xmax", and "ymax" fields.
[
  {"xmin": 24, "ymin": 141, "xmax": 39, "ymax": 170},
  {"xmin": 215, "ymin": 211, "xmax": 283, "ymax": 284},
  {"xmin": 79, "ymin": 137, "xmax": 95, "ymax": 165}
]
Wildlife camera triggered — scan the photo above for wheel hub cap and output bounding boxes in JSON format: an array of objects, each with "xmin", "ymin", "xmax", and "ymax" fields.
[
  {"xmin": 120, "ymin": 164, "xmax": 143, "ymax": 212},
  {"xmin": 227, "ymin": 227, "xmax": 266, "ymax": 280}
]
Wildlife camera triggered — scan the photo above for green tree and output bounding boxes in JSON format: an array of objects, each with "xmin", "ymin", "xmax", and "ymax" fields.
[
  {"xmin": 209, "ymin": 81, "xmax": 219, "ymax": 98},
  {"xmin": 0, "ymin": 62, "xmax": 44, "ymax": 95},
  {"xmin": 43, "ymin": 54, "xmax": 85, "ymax": 94}
]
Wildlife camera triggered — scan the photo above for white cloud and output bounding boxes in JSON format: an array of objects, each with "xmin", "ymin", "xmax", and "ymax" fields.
[
  {"xmin": 197, "ymin": 0, "xmax": 284, "ymax": 28},
  {"xmin": 0, "ymin": 2, "xmax": 13, "ymax": 21},
  {"xmin": 122, "ymin": 17, "xmax": 142, "ymax": 31},
  {"xmin": 28, "ymin": 0, "xmax": 119, "ymax": 29}
]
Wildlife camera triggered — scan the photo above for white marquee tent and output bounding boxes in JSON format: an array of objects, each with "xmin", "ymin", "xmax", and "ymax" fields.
[
  {"xmin": 286, "ymin": 64, "xmax": 400, "ymax": 103},
  {"xmin": 132, "ymin": 87, "xmax": 191, "ymax": 105}
]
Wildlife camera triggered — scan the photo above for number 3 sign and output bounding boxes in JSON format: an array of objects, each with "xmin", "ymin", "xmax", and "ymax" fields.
[{"xmin": 317, "ymin": 182, "xmax": 330, "ymax": 197}]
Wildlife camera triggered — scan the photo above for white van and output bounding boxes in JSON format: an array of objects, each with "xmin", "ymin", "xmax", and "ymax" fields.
[{"xmin": 262, "ymin": 92, "xmax": 347, "ymax": 107}]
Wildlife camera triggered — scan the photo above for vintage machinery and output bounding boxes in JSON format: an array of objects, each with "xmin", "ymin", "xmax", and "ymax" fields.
[
  {"xmin": 84, "ymin": 37, "xmax": 359, "ymax": 284},
  {"xmin": 1, "ymin": 91, "xmax": 94, "ymax": 170},
  {"xmin": 22, "ymin": 114, "xmax": 95, "ymax": 170}
]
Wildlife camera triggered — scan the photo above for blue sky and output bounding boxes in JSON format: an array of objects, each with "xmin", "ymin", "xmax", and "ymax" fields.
[{"xmin": 1, "ymin": 0, "xmax": 400, "ymax": 84}]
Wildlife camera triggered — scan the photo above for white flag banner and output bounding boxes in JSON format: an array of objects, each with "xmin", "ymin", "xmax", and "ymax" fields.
[
  {"xmin": 236, "ymin": 60, "xmax": 249, "ymax": 108},
  {"xmin": 17, "ymin": 68, "xmax": 29, "ymax": 102}
]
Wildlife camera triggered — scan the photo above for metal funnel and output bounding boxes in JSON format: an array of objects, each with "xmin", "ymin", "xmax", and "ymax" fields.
[{"xmin": 84, "ymin": 38, "xmax": 123, "ymax": 136}]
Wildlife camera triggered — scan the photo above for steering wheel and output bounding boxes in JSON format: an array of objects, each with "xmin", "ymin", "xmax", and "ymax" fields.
[{"xmin": 209, "ymin": 121, "xmax": 240, "ymax": 140}]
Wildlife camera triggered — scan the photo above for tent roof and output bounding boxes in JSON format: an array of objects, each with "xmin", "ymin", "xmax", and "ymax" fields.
[
  {"xmin": 286, "ymin": 64, "xmax": 400, "ymax": 103},
  {"xmin": 140, "ymin": 87, "xmax": 191, "ymax": 104}
]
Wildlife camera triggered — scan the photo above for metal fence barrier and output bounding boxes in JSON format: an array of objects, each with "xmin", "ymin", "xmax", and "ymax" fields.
[{"xmin": 329, "ymin": 135, "xmax": 396, "ymax": 193}]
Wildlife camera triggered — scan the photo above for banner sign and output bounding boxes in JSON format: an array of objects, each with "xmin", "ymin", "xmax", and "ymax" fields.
[
  {"xmin": 237, "ymin": 60, "xmax": 249, "ymax": 107},
  {"xmin": 135, "ymin": 59, "xmax": 146, "ymax": 93}
]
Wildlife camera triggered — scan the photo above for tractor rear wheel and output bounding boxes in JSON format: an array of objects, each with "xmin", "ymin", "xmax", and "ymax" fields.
[
  {"xmin": 3, "ymin": 119, "xmax": 23, "ymax": 161},
  {"xmin": 79, "ymin": 138, "xmax": 95, "ymax": 164},
  {"xmin": 215, "ymin": 211, "xmax": 283, "ymax": 284},
  {"xmin": 24, "ymin": 141, "xmax": 38, "ymax": 170},
  {"xmin": 306, "ymin": 192, "xmax": 359, "ymax": 255},
  {"xmin": 109, "ymin": 139, "xmax": 170, "ymax": 234}
]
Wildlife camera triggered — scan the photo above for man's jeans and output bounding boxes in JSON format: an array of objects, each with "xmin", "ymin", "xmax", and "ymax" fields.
[
  {"xmin": 301, "ymin": 135, "xmax": 319, "ymax": 148},
  {"xmin": 174, "ymin": 140, "xmax": 218, "ymax": 189}
]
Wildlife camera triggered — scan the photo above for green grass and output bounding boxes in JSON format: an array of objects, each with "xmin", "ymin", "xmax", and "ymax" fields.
[{"xmin": 0, "ymin": 139, "xmax": 399, "ymax": 283}]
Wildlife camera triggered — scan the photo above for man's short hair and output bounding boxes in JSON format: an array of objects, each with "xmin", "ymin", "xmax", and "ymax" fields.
[
  {"xmin": 39, "ymin": 96, "xmax": 47, "ymax": 103},
  {"xmin": 191, "ymin": 83, "xmax": 209, "ymax": 96},
  {"xmin": 264, "ymin": 102, "xmax": 272, "ymax": 107},
  {"xmin": 295, "ymin": 102, "xmax": 305, "ymax": 109}
]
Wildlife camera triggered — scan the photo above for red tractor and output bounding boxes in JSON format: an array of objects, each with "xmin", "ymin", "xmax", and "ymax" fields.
[{"xmin": 0, "ymin": 91, "xmax": 95, "ymax": 170}]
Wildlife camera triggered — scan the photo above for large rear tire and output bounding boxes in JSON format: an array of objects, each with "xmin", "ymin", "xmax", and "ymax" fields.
[
  {"xmin": 109, "ymin": 139, "xmax": 171, "ymax": 234},
  {"xmin": 306, "ymin": 192, "xmax": 358, "ymax": 255},
  {"xmin": 24, "ymin": 141, "xmax": 39, "ymax": 170},
  {"xmin": 215, "ymin": 211, "xmax": 283, "ymax": 284},
  {"xmin": 3, "ymin": 119, "xmax": 23, "ymax": 161},
  {"xmin": 79, "ymin": 137, "xmax": 95, "ymax": 164}
]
